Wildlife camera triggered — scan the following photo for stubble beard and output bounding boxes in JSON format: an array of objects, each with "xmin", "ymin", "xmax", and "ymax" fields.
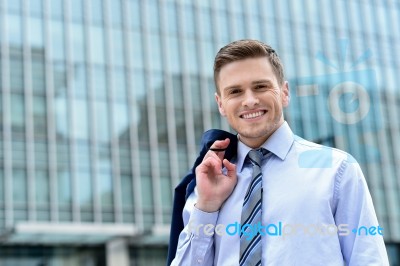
[{"xmin": 235, "ymin": 113, "xmax": 283, "ymax": 145}]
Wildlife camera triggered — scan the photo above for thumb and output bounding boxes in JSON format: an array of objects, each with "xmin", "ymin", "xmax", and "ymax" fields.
[{"xmin": 212, "ymin": 138, "xmax": 230, "ymax": 161}]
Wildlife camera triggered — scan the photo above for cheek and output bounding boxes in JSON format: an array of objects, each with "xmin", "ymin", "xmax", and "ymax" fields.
[
  {"xmin": 264, "ymin": 93, "xmax": 281, "ymax": 109},
  {"xmin": 224, "ymin": 99, "xmax": 239, "ymax": 113}
]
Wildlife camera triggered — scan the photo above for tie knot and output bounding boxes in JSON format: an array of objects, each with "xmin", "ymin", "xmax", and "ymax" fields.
[{"xmin": 247, "ymin": 148, "xmax": 267, "ymax": 167}]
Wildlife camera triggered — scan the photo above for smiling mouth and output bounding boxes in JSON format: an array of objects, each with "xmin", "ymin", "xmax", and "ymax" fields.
[{"xmin": 240, "ymin": 110, "xmax": 267, "ymax": 119}]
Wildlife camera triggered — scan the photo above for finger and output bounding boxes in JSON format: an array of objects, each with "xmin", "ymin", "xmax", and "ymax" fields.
[
  {"xmin": 209, "ymin": 138, "xmax": 230, "ymax": 150},
  {"xmin": 209, "ymin": 138, "xmax": 230, "ymax": 161},
  {"xmin": 203, "ymin": 148, "xmax": 223, "ymax": 163},
  {"xmin": 197, "ymin": 157, "xmax": 222, "ymax": 175},
  {"xmin": 223, "ymin": 159, "xmax": 237, "ymax": 180}
]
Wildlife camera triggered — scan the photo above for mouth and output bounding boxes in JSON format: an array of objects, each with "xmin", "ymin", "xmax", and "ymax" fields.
[{"xmin": 240, "ymin": 110, "xmax": 267, "ymax": 120}]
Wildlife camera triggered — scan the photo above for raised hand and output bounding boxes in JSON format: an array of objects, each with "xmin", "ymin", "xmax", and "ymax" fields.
[{"xmin": 195, "ymin": 138, "xmax": 237, "ymax": 212}]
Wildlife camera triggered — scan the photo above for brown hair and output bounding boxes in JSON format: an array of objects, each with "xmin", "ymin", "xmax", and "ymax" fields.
[{"xmin": 213, "ymin": 39, "xmax": 285, "ymax": 93}]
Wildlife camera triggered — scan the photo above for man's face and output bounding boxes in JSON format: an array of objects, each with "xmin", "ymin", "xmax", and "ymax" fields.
[{"xmin": 215, "ymin": 57, "xmax": 289, "ymax": 148}]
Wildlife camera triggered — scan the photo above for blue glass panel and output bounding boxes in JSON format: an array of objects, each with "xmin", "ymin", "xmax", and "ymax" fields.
[
  {"xmin": 34, "ymin": 141, "xmax": 48, "ymax": 169},
  {"xmin": 145, "ymin": 1, "xmax": 160, "ymax": 32},
  {"xmin": 33, "ymin": 95, "xmax": 47, "ymax": 137},
  {"xmin": 28, "ymin": 17, "xmax": 44, "ymax": 48},
  {"xmin": 119, "ymin": 147, "xmax": 131, "ymax": 174},
  {"xmin": 78, "ymin": 170, "xmax": 92, "ymax": 208},
  {"xmin": 165, "ymin": 3, "xmax": 178, "ymax": 34},
  {"xmin": 182, "ymin": 38, "xmax": 198, "ymax": 74},
  {"xmin": 10, "ymin": 54, "xmax": 23, "ymax": 91},
  {"xmin": 130, "ymin": 31, "xmax": 144, "ymax": 69},
  {"xmin": 6, "ymin": 15, "xmax": 22, "ymax": 46},
  {"xmin": 181, "ymin": 5, "xmax": 195, "ymax": 37},
  {"xmin": 113, "ymin": 103, "xmax": 129, "ymax": 139},
  {"xmin": 91, "ymin": 66, "xmax": 107, "ymax": 100},
  {"xmin": 58, "ymin": 169, "xmax": 71, "ymax": 205},
  {"xmin": 148, "ymin": 33, "xmax": 162, "ymax": 71},
  {"xmin": 71, "ymin": 98, "xmax": 89, "ymax": 140},
  {"xmin": 31, "ymin": 53, "xmax": 46, "ymax": 95},
  {"xmin": 75, "ymin": 141, "xmax": 91, "ymax": 169},
  {"xmin": 71, "ymin": 0, "xmax": 84, "ymax": 22},
  {"xmin": 89, "ymin": 26, "xmax": 105, "ymax": 64},
  {"xmin": 99, "ymin": 171, "xmax": 113, "ymax": 207},
  {"xmin": 6, "ymin": 0, "xmax": 21, "ymax": 14},
  {"xmin": 50, "ymin": 21, "xmax": 65, "ymax": 61},
  {"xmin": 111, "ymin": 29, "xmax": 124, "ymax": 67},
  {"xmin": 10, "ymin": 93, "xmax": 25, "ymax": 132},
  {"xmin": 0, "ymin": 170, "xmax": 3, "ymax": 204},
  {"xmin": 127, "ymin": 0, "xmax": 141, "ymax": 29},
  {"xmin": 13, "ymin": 168, "xmax": 27, "ymax": 204},
  {"xmin": 70, "ymin": 23, "xmax": 85, "ymax": 63},
  {"xmin": 121, "ymin": 174, "xmax": 133, "ymax": 207},
  {"xmin": 165, "ymin": 35, "xmax": 180, "ymax": 73},
  {"xmin": 91, "ymin": 0, "xmax": 104, "ymax": 25},
  {"xmin": 51, "ymin": 0, "xmax": 63, "ymax": 20},
  {"xmin": 35, "ymin": 170, "xmax": 49, "ymax": 205},
  {"xmin": 198, "ymin": 8, "xmax": 212, "ymax": 40},
  {"xmin": 113, "ymin": 68, "xmax": 127, "ymax": 102},
  {"xmin": 110, "ymin": 0, "xmax": 122, "ymax": 27},
  {"xmin": 94, "ymin": 100, "xmax": 110, "ymax": 142}
]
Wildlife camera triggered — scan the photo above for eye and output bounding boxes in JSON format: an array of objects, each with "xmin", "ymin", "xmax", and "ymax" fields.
[
  {"xmin": 255, "ymin": 85, "xmax": 267, "ymax": 90},
  {"xmin": 230, "ymin": 89, "xmax": 241, "ymax": 94}
]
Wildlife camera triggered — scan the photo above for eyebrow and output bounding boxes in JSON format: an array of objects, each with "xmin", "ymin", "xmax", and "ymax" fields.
[{"xmin": 252, "ymin": 79, "xmax": 274, "ymax": 85}]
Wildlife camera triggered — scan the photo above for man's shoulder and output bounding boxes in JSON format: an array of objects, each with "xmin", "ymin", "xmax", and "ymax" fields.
[{"xmin": 292, "ymin": 135, "xmax": 357, "ymax": 166}]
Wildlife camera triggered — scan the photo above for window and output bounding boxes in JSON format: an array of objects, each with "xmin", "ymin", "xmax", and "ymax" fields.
[
  {"xmin": 90, "ymin": 0, "xmax": 104, "ymax": 25},
  {"xmin": 50, "ymin": 0, "xmax": 63, "ymax": 20},
  {"xmin": 94, "ymin": 100, "xmax": 110, "ymax": 143},
  {"xmin": 71, "ymin": 98, "xmax": 89, "ymax": 140},
  {"xmin": 33, "ymin": 95, "xmax": 47, "ymax": 138},
  {"xmin": 11, "ymin": 93, "xmax": 25, "ymax": 132},
  {"xmin": 50, "ymin": 21, "xmax": 65, "ymax": 61},
  {"xmin": 89, "ymin": 26, "xmax": 105, "ymax": 64},
  {"xmin": 110, "ymin": 0, "xmax": 122, "ymax": 27}
]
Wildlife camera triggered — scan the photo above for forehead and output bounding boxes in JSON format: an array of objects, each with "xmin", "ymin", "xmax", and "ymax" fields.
[{"xmin": 218, "ymin": 57, "xmax": 277, "ymax": 89}]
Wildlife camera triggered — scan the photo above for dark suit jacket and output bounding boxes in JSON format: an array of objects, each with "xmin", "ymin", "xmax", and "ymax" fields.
[{"xmin": 166, "ymin": 129, "xmax": 238, "ymax": 265}]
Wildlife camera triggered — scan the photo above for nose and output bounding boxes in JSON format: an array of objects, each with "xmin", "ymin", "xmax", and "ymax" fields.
[{"xmin": 242, "ymin": 90, "xmax": 259, "ymax": 108}]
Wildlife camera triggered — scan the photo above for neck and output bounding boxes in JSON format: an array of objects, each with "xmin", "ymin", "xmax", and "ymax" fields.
[{"xmin": 238, "ymin": 120, "xmax": 284, "ymax": 148}]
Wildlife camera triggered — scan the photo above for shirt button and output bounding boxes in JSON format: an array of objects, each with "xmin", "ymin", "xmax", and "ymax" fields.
[{"xmin": 197, "ymin": 258, "xmax": 202, "ymax": 264}]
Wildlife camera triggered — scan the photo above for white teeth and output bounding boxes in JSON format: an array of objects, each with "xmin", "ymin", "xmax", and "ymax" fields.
[{"xmin": 242, "ymin": 111, "xmax": 264, "ymax": 119}]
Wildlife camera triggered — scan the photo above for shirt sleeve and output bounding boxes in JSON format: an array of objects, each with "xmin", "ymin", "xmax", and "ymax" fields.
[
  {"xmin": 334, "ymin": 159, "xmax": 390, "ymax": 265},
  {"xmin": 171, "ymin": 190, "xmax": 219, "ymax": 266}
]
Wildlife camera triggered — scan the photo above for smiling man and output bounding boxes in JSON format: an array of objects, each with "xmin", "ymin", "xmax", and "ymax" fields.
[{"xmin": 167, "ymin": 40, "xmax": 389, "ymax": 265}]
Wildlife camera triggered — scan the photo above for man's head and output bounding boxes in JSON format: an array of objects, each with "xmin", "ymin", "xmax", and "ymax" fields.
[
  {"xmin": 214, "ymin": 39, "xmax": 285, "ymax": 94},
  {"xmin": 214, "ymin": 40, "xmax": 290, "ymax": 148}
]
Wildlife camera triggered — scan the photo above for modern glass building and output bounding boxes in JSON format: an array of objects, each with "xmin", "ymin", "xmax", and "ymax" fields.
[{"xmin": 0, "ymin": 0, "xmax": 399, "ymax": 265}]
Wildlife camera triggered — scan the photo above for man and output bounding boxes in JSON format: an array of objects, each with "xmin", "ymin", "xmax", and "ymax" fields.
[{"xmin": 167, "ymin": 40, "xmax": 389, "ymax": 265}]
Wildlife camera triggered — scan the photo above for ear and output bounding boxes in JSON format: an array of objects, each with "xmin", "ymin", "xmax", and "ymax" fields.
[
  {"xmin": 215, "ymin": 93, "xmax": 227, "ymax": 116},
  {"xmin": 281, "ymin": 81, "xmax": 290, "ymax": 107}
]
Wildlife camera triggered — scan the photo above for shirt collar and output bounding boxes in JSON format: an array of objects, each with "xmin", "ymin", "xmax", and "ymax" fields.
[{"xmin": 236, "ymin": 121, "xmax": 294, "ymax": 172}]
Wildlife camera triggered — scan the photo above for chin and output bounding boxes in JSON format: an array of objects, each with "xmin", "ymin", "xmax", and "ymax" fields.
[
  {"xmin": 237, "ymin": 128, "xmax": 268, "ymax": 139},
  {"xmin": 238, "ymin": 123, "xmax": 278, "ymax": 139}
]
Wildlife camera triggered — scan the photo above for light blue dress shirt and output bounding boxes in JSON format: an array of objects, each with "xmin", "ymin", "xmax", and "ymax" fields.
[{"xmin": 171, "ymin": 122, "xmax": 389, "ymax": 266}]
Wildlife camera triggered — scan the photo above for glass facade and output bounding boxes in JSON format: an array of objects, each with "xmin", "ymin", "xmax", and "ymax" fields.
[{"xmin": 0, "ymin": 0, "xmax": 399, "ymax": 265}]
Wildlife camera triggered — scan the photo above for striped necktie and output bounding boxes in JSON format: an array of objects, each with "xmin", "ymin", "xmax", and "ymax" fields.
[{"xmin": 239, "ymin": 148, "xmax": 267, "ymax": 266}]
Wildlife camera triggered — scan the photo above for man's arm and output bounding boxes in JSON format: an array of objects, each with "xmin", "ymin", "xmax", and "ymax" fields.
[
  {"xmin": 171, "ymin": 191, "xmax": 218, "ymax": 265},
  {"xmin": 334, "ymin": 158, "xmax": 389, "ymax": 265},
  {"xmin": 171, "ymin": 139, "xmax": 237, "ymax": 265}
]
